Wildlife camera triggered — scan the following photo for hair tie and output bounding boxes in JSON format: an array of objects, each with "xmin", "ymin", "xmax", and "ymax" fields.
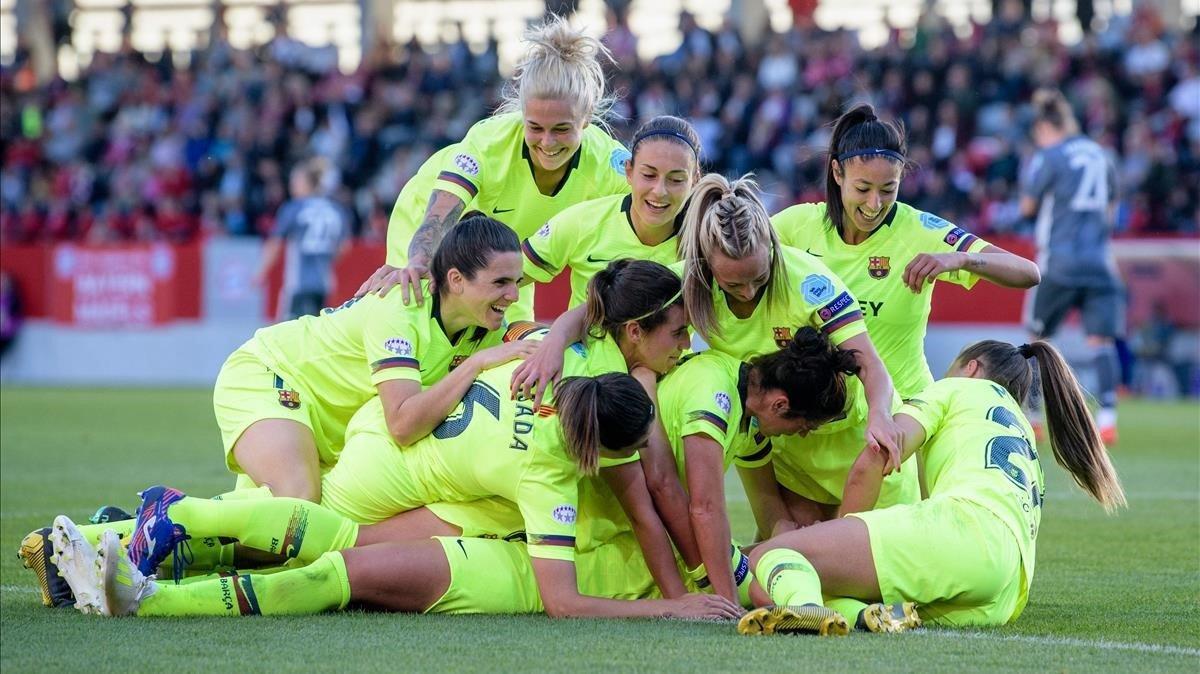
[
  {"xmin": 1017, "ymin": 343, "xmax": 1034, "ymax": 359},
  {"xmin": 836, "ymin": 148, "xmax": 906, "ymax": 163},
  {"xmin": 633, "ymin": 129, "xmax": 699, "ymax": 157}
]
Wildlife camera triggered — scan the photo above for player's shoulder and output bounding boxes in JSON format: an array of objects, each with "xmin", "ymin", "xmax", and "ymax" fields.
[
  {"xmin": 580, "ymin": 124, "xmax": 631, "ymax": 178},
  {"xmin": 461, "ymin": 113, "xmax": 523, "ymax": 155},
  {"xmin": 771, "ymin": 201, "xmax": 827, "ymax": 228},
  {"xmin": 554, "ymin": 194, "xmax": 626, "ymax": 227}
]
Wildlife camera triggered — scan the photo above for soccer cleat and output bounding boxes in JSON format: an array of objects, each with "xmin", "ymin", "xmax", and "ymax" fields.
[
  {"xmin": 17, "ymin": 527, "xmax": 75, "ymax": 608},
  {"xmin": 858, "ymin": 602, "xmax": 922, "ymax": 633},
  {"xmin": 47, "ymin": 516, "xmax": 102, "ymax": 614},
  {"xmin": 97, "ymin": 529, "xmax": 156, "ymax": 617},
  {"xmin": 89, "ymin": 505, "xmax": 135, "ymax": 525},
  {"xmin": 127, "ymin": 485, "xmax": 191, "ymax": 579},
  {"xmin": 737, "ymin": 605, "xmax": 849, "ymax": 637}
]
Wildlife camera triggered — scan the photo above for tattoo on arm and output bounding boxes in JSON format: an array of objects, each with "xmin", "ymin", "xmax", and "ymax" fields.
[
  {"xmin": 965, "ymin": 254, "xmax": 987, "ymax": 269},
  {"xmin": 407, "ymin": 192, "xmax": 465, "ymax": 262}
]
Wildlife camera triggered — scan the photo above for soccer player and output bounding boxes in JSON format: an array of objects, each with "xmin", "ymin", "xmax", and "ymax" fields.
[
  {"xmin": 255, "ymin": 157, "xmax": 351, "ymax": 320},
  {"xmin": 640, "ymin": 327, "xmax": 863, "ymax": 605},
  {"xmin": 54, "ymin": 372, "xmax": 743, "ymax": 620},
  {"xmin": 17, "ymin": 214, "xmax": 535, "ymax": 604},
  {"xmin": 1019, "ymin": 88, "xmax": 1123, "ymax": 444},
  {"xmin": 738, "ymin": 356, "xmax": 919, "ymax": 535},
  {"xmin": 520, "ymin": 116, "xmax": 702, "ymax": 307},
  {"xmin": 771, "ymin": 104, "xmax": 1040, "ymax": 400},
  {"xmin": 740, "ymin": 340, "xmax": 1126, "ymax": 636},
  {"xmin": 676, "ymin": 173, "xmax": 904, "ymax": 465},
  {"xmin": 358, "ymin": 16, "xmax": 632, "ymax": 320}
]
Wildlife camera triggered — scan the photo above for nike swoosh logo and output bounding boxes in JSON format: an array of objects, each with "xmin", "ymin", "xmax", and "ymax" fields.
[
  {"xmin": 586, "ymin": 255, "xmax": 611, "ymax": 263},
  {"xmin": 494, "ymin": 208, "xmax": 515, "ymax": 214},
  {"xmin": 805, "ymin": 248, "xmax": 823, "ymax": 257},
  {"xmin": 456, "ymin": 539, "xmax": 468, "ymax": 558}
]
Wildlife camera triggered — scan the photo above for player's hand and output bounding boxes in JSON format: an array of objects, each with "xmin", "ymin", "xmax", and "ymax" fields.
[
  {"xmin": 663, "ymin": 593, "xmax": 744, "ymax": 620},
  {"xmin": 865, "ymin": 411, "xmax": 903, "ymax": 474},
  {"xmin": 510, "ymin": 340, "xmax": 566, "ymax": 407},
  {"xmin": 467, "ymin": 341, "xmax": 540, "ymax": 374},
  {"xmin": 902, "ymin": 252, "xmax": 967, "ymax": 293}
]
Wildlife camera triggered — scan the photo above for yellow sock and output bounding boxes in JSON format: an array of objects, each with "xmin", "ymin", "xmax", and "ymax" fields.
[
  {"xmin": 824, "ymin": 597, "xmax": 869, "ymax": 627},
  {"xmin": 168, "ymin": 497, "xmax": 358, "ymax": 563},
  {"xmin": 755, "ymin": 548, "xmax": 823, "ymax": 606},
  {"xmin": 139, "ymin": 552, "xmax": 351, "ymax": 617}
]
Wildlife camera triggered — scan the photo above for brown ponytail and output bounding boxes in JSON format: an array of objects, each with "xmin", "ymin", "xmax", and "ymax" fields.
[
  {"xmin": 554, "ymin": 373, "xmax": 654, "ymax": 476},
  {"xmin": 953, "ymin": 340, "xmax": 1126, "ymax": 512}
]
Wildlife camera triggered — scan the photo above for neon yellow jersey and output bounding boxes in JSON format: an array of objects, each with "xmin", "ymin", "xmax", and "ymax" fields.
[
  {"xmin": 250, "ymin": 289, "xmax": 503, "ymax": 435},
  {"xmin": 344, "ymin": 360, "xmax": 582, "ymax": 562},
  {"xmin": 673, "ymin": 245, "xmax": 866, "ymax": 362},
  {"xmin": 522, "ymin": 194, "xmax": 681, "ymax": 308},
  {"xmin": 772, "ymin": 202, "xmax": 992, "ymax": 398},
  {"xmin": 386, "ymin": 113, "xmax": 631, "ymax": 267},
  {"xmin": 744, "ymin": 377, "xmax": 919, "ymax": 508},
  {"xmin": 657, "ymin": 351, "xmax": 770, "ymax": 482},
  {"xmin": 899, "ymin": 377, "xmax": 1044, "ymax": 588}
]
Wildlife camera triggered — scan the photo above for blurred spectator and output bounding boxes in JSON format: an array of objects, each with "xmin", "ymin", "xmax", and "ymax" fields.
[
  {"xmin": 0, "ymin": 271, "xmax": 21, "ymax": 360},
  {"xmin": 0, "ymin": 3, "xmax": 1197, "ymax": 245}
]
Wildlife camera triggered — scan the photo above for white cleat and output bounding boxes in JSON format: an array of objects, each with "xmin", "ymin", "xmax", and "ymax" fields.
[
  {"xmin": 97, "ymin": 529, "xmax": 156, "ymax": 617},
  {"xmin": 47, "ymin": 515, "xmax": 102, "ymax": 615}
]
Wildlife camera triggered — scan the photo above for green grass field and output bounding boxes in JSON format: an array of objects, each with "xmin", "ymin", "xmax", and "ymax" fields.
[{"xmin": 2, "ymin": 388, "xmax": 1198, "ymax": 673}]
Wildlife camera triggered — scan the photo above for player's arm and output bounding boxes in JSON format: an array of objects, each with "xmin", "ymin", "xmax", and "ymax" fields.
[
  {"xmin": 737, "ymin": 463, "xmax": 795, "ymax": 541},
  {"xmin": 683, "ymin": 434, "xmax": 737, "ymax": 603},
  {"xmin": 510, "ymin": 304, "xmax": 588, "ymax": 406},
  {"xmin": 904, "ymin": 244, "xmax": 1040, "ymax": 291},
  {"xmin": 376, "ymin": 341, "xmax": 538, "ymax": 446},
  {"xmin": 839, "ymin": 414, "xmax": 926, "ymax": 517},
  {"xmin": 629, "ymin": 367, "xmax": 702, "ymax": 570},
  {"xmin": 601, "ymin": 461, "xmax": 689, "ymax": 598},
  {"xmin": 1018, "ymin": 195, "xmax": 1039, "ymax": 220},
  {"xmin": 356, "ymin": 190, "xmax": 465, "ymax": 302},
  {"xmin": 838, "ymin": 332, "xmax": 903, "ymax": 473},
  {"xmin": 254, "ymin": 236, "xmax": 285, "ymax": 286},
  {"xmin": 529, "ymin": 558, "xmax": 742, "ymax": 619}
]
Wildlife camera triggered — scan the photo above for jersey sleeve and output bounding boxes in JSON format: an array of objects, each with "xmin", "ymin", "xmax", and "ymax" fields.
[
  {"xmin": 521, "ymin": 213, "xmax": 577, "ymax": 284},
  {"xmin": 731, "ymin": 424, "xmax": 773, "ymax": 468},
  {"xmin": 519, "ymin": 441, "xmax": 579, "ymax": 562},
  {"xmin": 896, "ymin": 379, "xmax": 954, "ymax": 441},
  {"xmin": 676, "ymin": 376, "xmax": 736, "ymax": 451},
  {"xmin": 273, "ymin": 201, "xmax": 299, "ymax": 239},
  {"xmin": 432, "ymin": 129, "xmax": 488, "ymax": 208},
  {"xmin": 770, "ymin": 203, "xmax": 825, "ymax": 250},
  {"xmin": 789, "ymin": 255, "xmax": 866, "ymax": 346},
  {"xmin": 1019, "ymin": 151, "xmax": 1053, "ymax": 201},
  {"xmin": 913, "ymin": 210, "xmax": 992, "ymax": 289},
  {"xmin": 593, "ymin": 134, "xmax": 633, "ymax": 197},
  {"xmin": 363, "ymin": 295, "xmax": 424, "ymax": 386}
]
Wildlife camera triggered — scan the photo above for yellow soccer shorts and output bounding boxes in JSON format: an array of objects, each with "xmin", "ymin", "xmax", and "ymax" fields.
[
  {"xmin": 425, "ymin": 536, "xmax": 544, "ymax": 615},
  {"xmin": 213, "ymin": 343, "xmax": 341, "ymax": 474},
  {"xmin": 848, "ymin": 496, "xmax": 1027, "ymax": 626},
  {"xmin": 318, "ymin": 429, "xmax": 426, "ymax": 524},
  {"xmin": 426, "ymin": 498, "xmax": 525, "ymax": 539}
]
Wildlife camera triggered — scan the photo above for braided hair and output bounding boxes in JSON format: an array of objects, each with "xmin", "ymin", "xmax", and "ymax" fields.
[{"xmin": 678, "ymin": 173, "xmax": 785, "ymax": 341}]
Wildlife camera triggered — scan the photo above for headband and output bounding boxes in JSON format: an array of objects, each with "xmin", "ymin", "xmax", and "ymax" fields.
[
  {"xmin": 629, "ymin": 288, "xmax": 684, "ymax": 323},
  {"xmin": 633, "ymin": 129, "xmax": 699, "ymax": 157},
  {"xmin": 836, "ymin": 148, "xmax": 906, "ymax": 163}
]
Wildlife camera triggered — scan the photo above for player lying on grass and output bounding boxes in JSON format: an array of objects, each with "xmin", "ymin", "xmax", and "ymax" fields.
[
  {"xmin": 50, "ymin": 373, "xmax": 743, "ymax": 620},
  {"xmin": 520, "ymin": 115, "xmax": 701, "ymax": 308},
  {"xmin": 738, "ymin": 339, "xmax": 1126, "ymax": 637},
  {"xmin": 362, "ymin": 15, "xmax": 632, "ymax": 321},
  {"xmin": 771, "ymin": 103, "xmax": 1039, "ymax": 401},
  {"xmin": 18, "ymin": 258, "xmax": 693, "ymax": 608}
]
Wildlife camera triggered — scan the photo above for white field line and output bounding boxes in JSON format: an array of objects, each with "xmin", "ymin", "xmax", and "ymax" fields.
[
  {"xmin": 1, "ymin": 584, "xmax": 39, "ymax": 594},
  {"xmin": 921, "ymin": 629, "xmax": 1200, "ymax": 657}
]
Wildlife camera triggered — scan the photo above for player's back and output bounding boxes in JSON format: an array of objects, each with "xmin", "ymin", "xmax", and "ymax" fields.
[
  {"xmin": 279, "ymin": 196, "xmax": 349, "ymax": 292},
  {"xmin": 1026, "ymin": 136, "xmax": 1117, "ymax": 285}
]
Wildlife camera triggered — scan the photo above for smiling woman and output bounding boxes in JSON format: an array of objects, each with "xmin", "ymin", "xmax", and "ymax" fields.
[{"xmin": 359, "ymin": 15, "xmax": 633, "ymax": 322}]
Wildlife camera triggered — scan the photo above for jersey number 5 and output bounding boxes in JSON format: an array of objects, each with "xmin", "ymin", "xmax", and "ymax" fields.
[
  {"xmin": 433, "ymin": 381, "xmax": 502, "ymax": 439},
  {"xmin": 983, "ymin": 406, "xmax": 1042, "ymax": 508}
]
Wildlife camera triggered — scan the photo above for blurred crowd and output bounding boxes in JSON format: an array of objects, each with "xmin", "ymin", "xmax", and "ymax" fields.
[{"xmin": 1, "ymin": 0, "xmax": 1197, "ymax": 245}]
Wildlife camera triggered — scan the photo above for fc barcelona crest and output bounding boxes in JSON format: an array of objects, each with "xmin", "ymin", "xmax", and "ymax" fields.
[
  {"xmin": 278, "ymin": 389, "xmax": 301, "ymax": 410},
  {"xmin": 868, "ymin": 256, "xmax": 890, "ymax": 279},
  {"xmin": 449, "ymin": 355, "xmax": 468, "ymax": 371},
  {"xmin": 772, "ymin": 327, "xmax": 792, "ymax": 349}
]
